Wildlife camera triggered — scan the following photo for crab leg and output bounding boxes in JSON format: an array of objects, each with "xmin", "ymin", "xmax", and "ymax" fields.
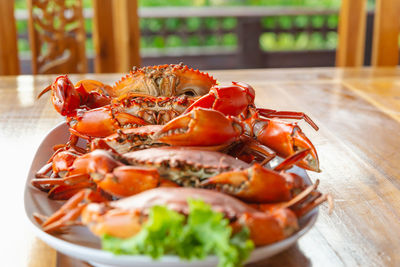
[
  {"xmin": 236, "ymin": 135, "xmax": 276, "ymax": 164},
  {"xmin": 257, "ymin": 108, "xmax": 319, "ymax": 131},
  {"xmin": 47, "ymin": 182, "xmax": 97, "ymax": 200},
  {"xmin": 273, "ymin": 148, "xmax": 310, "ymax": 172},
  {"xmin": 37, "ymin": 189, "xmax": 106, "ymax": 233}
]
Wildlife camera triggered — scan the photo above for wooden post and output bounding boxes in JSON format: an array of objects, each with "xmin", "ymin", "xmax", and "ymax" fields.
[
  {"xmin": 26, "ymin": 0, "xmax": 39, "ymax": 74},
  {"xmin": 112, "ymin": 0, "xmax": 141, "ymax": 72},
  {"xmin": 372, "ymin": 0, "xmax": 400, "ymax": 66},
  {"xmin": 0, "ymin": 0, "xmax": 19, "ymax": 75},
  {"xmin": 237, "ymin": 17, "xmax": 263, "ymax": 68},
  {"xmin": 336, "ymin": 0, "xmax": 367, "ymax": 67},
  {"xmin": 92, "ymin": 0, "xmax": 116, "ymax": 73}
]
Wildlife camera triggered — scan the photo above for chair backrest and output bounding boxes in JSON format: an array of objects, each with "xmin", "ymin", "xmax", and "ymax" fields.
[
  {"xmin": 26, "ymin": 0, "xmax": 141, "ymax": 74},
  {"xmin": 27, "ymin": 0, "xmax": 87, "ymax": 74},
  {"xmin": 0, "ymin": 0, "xmax": 20, "ymax": 75},
  {"xmin": 336, "ymin": 0, "xmax": 400, "ymax": 67}
]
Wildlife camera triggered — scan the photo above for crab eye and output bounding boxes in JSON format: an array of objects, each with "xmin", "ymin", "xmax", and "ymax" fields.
[{"xmin": 182, "ymin": 90, "xmax": 196, "ymax": 97}]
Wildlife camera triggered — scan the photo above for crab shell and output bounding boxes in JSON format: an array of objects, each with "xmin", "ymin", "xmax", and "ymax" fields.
[
  {"xmin": 123, "ymin": 147, "xmax": 250, "ymax": 181},
  {"xmin": 112, "ymin": 95, "xmax": 195, "ymax": 125},
  {"xmin": 82, "ymin": 187, "xmax": 299, "ymax": 246},
  {"xmin": 122, "ymin": 147, "xmax": 250, "ymax": 187},
  {"xmin": 109, "ymin": 64, "xmax": 217, "ymax": 98},
  {"xmin": 109, "ymin": 187, "xmax": 259, "ymax": 217},
  {"xmin": 123, "ymin": 146, "xmax": 249, "ymax": 169}
]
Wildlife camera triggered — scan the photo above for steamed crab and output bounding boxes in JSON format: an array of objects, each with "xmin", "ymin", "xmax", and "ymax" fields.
[{"xmin": 38, "ymin": 64, "xmax": 320, "ymax": 172}]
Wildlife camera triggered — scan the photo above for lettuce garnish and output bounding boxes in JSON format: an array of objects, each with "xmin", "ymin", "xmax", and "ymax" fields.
[{"xmin": 102, "ymin": 199, "xmax": 254, "ymax": 267}]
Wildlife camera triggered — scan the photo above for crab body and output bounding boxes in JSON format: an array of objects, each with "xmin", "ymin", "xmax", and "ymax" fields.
[{"xmin": 39, "ymin": 64, "xmax": 217, "ymax": 139}]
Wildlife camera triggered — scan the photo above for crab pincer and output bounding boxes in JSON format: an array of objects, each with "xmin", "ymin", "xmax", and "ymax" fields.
[
  {"xmin": 38, "ymin": 75, "xmax": 111, "ymax": 116},
  {"xmin": 253, "ymin": 118, "xmax": 320, "ymax": 172},
  {"xmin": 201, "ymin": 164, "xmax": 298, "ymax": 203},
  {"xmin": 184, "ymin": 82, "xmax": 255, "ymax": 116},
  {"xmin": 156, "ymin": 107, "xmax": 243, "ymax": 147}
]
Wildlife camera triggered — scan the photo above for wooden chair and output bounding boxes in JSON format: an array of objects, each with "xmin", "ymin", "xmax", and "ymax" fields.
[
  {"xmin": 92, "ymin": 0, "xmax": 141, "ymax": 73},
  {"xmin": 336, "ymin": 0, "xmax": 400, "ymax": 67},
  {"xmin": 27, "ymin": 0, "xmax": 87, "ymax": 74},
  {"xmin": 26, "ymin": 0, "xmax": 140, "ymax": 74},
  {"xmin": 0, "ymin": 0, "xmax": 19, "ymax": 75}
]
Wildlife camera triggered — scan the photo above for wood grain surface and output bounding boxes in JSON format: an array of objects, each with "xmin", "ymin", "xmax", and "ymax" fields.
[{"xmin": 2, "ymin": 67, "xmax": 400, "ymax": 266}]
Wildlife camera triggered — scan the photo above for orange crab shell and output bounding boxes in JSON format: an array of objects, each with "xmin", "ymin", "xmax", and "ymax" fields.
[{"xmin": 109, "ymin": 64, "xmax": 217, "ymax": 98}]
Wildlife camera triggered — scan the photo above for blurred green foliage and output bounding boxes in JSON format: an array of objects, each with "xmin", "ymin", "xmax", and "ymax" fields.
[{"xmin": 15, "ymin": 0, "xmax": 368, "ymax": 53}]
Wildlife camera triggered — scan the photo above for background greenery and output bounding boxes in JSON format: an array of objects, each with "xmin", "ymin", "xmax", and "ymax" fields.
[{"xmin": 14, "ymin": 0, "xmax": 375, "ymax": 54}]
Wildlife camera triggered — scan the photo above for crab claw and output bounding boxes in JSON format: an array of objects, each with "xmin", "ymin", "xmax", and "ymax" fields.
[
  {"xmin": 38, "ymin": 76, "xmax": 111, "ymax": 117},
  {"xmin": 67, "ymin": 150, "xmax": 123, "ymax": 176},
  {"xmin": 237, "ymin": 208, "xmax": 298, "ymax": 246},
  {"xmin": 185, "ymin": 82, "xmax": 255, "ymax": 116},
  {"xmin": 74, "ymin": 80, "xmax": 112, "ymax": 109},
  {"xmin": 69, "ymin": 106, "xmax": 149, "ymax": 139},
  {"xmin": 38, "ymin": 75, "xmax": 84, "ymax": 116},
  {"xmin": 157, "ymin": 107, "xmax": 243, "ymax": 146},
  {"xmin": 69, "ymin": 150, "xmax": 162, "ymax": 198},
  {"xmin": 41, "ymin": 150, "xmax": 162, "ymax": 199},
  {"xmin": 51, "ymin": 150, "xmax": 81, "ymax": 176},
  {"xmin": 75, "ymin": 79, "xmax": 111, "ymax": 95},
  {"xmin": 93, "ymin": 166, "xmax": 160, "ymax": 198},
  {"xmin": 255, "ymin": 119, "xmax": 320, "ymax": 172},
  {"xmin": 201, "ymin": 163, "xmax": 303, "ymax": 203}
]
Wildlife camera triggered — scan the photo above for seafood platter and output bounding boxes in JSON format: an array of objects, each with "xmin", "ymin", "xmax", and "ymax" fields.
[{"xmin": 24, "ymin": 63, "xmax": 331, "ymax": 267}]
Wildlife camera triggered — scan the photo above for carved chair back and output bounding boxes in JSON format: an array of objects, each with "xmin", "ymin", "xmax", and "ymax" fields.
[
  {"xmin": 27, "ymin": 0, "xmax": 141, "ymax": 74},
  {"xmin": 27, "ymin": 0, "xmax": 87, "ymax": 74}
]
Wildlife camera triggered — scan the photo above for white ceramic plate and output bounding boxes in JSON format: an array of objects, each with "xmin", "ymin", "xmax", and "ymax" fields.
[{"xmin": 24, "ymin": 122, "xmax": 318, "ymax": 267}]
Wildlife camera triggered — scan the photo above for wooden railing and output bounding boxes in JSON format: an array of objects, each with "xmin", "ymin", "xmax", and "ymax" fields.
[
  {"xmin": 14, "ymin": 6, "xmax": 375, "ymax": 72},
  {"xmin": 138, "ymin": 7, "xmax": 341, "ymax": 69}
]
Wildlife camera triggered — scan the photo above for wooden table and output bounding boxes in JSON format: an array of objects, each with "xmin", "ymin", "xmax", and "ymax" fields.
[{"xmin": 2, "ymin": 67, "xmax": 400, "ymax": 267}]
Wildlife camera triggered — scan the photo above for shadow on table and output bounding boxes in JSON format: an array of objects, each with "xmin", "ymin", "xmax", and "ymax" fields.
[
  {"xmin": 247, "ymin": 244, "xmax": 310, "ymax": 267},
  {"xmin": 57, "ymin": 244, "xmax": 310, "ymax": 266},
  {"xmin": 57, "ymin": 253, "xmax": 92, "ymax": 267}
]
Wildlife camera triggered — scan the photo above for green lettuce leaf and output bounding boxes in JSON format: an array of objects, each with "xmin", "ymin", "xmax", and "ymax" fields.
[{"xmin": 101, "ymin": 199, "xmax": 254, "ymax": 267}]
